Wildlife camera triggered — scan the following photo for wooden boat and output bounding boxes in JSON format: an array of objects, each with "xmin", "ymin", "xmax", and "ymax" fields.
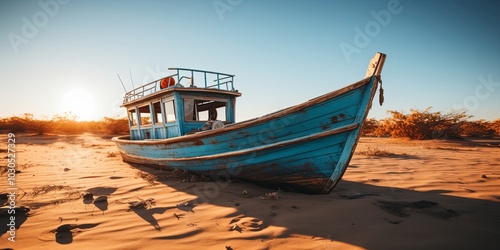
[{"xmin": 113, "ymin": 52, "xmax": 386, "ymax": 194}]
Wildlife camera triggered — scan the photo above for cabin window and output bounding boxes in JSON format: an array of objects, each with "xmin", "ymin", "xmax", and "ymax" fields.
[
  {"xmin": 152, "ymin": 101, "xmax": 163, "ymax": 124},
  {"xmin": 128, "ymin": 109, "xmax": 137, "ymax": 127},
  {"xmin": 138, "ymin": 105, "xmax": 152, "ymax": 126},
  {"xmin": 184, "ymin": 98, "xmax": 227, "ymax": 122},
  {"xmin": 164, "ymin": 100, "xmax": 176, "ymax": 122},
  {"xmin": 184, "ymin": 99, "xmax": 195, "ymax": 121}
]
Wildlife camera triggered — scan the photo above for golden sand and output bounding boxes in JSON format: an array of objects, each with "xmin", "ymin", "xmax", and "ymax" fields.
[{"xmin": 1, "ymin": 134, "xmax": 499, "ymax": 249}]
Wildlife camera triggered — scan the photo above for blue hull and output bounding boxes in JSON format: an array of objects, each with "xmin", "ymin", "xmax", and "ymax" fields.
[{"xmin": 113, "ymin": 75, "xmax": 381, "ymax": 194}]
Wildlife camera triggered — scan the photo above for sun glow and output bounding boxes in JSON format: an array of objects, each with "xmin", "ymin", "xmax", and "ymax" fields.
[{"xmin": 61, "ymin": 89, "xmax": 97, "ymax": 121}]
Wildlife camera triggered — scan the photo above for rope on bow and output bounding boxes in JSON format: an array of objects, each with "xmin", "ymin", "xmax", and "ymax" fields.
[{"xmin": 377, "ymin": 76, "xmax": 384, "ymax": 106}]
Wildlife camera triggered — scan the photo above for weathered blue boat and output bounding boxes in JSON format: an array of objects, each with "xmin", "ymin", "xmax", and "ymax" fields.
[{"xmin": 113, "ymin": 52, "xmax": 386, "ymax": 194}]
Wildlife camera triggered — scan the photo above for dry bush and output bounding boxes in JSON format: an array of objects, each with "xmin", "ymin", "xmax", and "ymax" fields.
[
  {"xmin": 100, "ymin": 117, "xmax": 129, "ymax": 135},
  {"xmin": 361, "ymin": 118, "xmax": 379, "ymax": 136},
  {"xmin": 0, "ymin": 113, "xmax": 128, "ymax": 135},
  {"xmin": 357, "ymin": 147, "xmax": 414, "ymax": 159},
  {"xmin": 23, "ymin": 113, "xmax": 53, "ymax": 134},
  {"xmin": 52, "ymin": 112, "xmax": 82, "ymax": 134},
  {"xmin": 490, "ymin": 119, "xmax": 500, "ymax": 136},
  {"xmin": 375, "ymin": 108, "xmax": 470, "ymax": 140},
  {"xmin": 357, "ymin": 147, "xmax": 395, "ymax": 157},
  {"xmin": 0, "ymin": 116, "xmax": 25, "ymax": 132},
  {"xmin": 459, "ymin": 120, "xmax": 496, "ymax": 138},
  {"xmin": 107, "ymin": 151, "xmax": 117, "ymax": 157},
  {"xmin": 0, "ymin": 112, "xmax": 80, "ymax": 134},
  {"xmin": 77, "ymin": 120, "xmax": 102, "ymax": 133},
  {"xmin": 0, "ymin": 113, "xmax": 53, "ymax": 134}
]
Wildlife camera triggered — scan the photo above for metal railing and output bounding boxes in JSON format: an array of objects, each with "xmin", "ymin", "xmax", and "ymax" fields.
[
  {"xmin": 169, "ymin": 67, "xmax": 235, "ymax": 91},
  {"xmin": 122, "ymin": 68, "xmax": 236, "ymax": 104},
  {"xmin": 123, "ymin": 73, "xmax": 178, "ymax": 103}
]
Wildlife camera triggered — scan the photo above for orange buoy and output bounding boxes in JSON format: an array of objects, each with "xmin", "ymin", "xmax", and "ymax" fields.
[{"xmin": 160, "ymin": 77, "xmax": 176, "ymax": 89}]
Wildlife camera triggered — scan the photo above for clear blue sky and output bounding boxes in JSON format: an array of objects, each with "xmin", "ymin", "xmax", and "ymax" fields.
[{"xmin": 1, "ymin": 0, "xmax": 499, "ymax": 121}]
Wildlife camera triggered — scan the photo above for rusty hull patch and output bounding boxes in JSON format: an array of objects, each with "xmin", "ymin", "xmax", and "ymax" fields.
[
  {"xmin": 331, "ymin": 113, "xmax": 347, "ymax": 125},
  {"xmin": 237, "ymin": 131, "xmax": 251, "ymax": 136},
  {"xmin": 330, "ymin": 115, "xmax": 339, "ymax": 124},
  {"xmin": 321, "ymin": 123, "xmax": 330, "ymax": 131},
  {"xmin": 192, "ymin": 139, "xmax": 205, "ymax": 146}
]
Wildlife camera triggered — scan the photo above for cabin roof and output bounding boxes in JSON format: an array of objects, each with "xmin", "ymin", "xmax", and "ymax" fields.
[
  {"xmin": 121, "ymin": 86, "xmax": 241, "ymax": 108},
  {"xmin": 121, "ymin": 68, "xmax": 241, "ymax": 108}
]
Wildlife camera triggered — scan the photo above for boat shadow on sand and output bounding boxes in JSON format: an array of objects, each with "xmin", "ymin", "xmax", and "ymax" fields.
[{"xmin": 128, "ymin": 163, "xmax": 500, "ymax": 250}]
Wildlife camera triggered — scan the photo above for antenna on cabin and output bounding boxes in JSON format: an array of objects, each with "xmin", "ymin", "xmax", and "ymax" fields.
[
  {"xmin": 117, "ymin": 73, "xmax": 127, "ymax": 93},
  {"xmin": 129, "ymin": 69, "xmax": 135, "ymax": 89}
]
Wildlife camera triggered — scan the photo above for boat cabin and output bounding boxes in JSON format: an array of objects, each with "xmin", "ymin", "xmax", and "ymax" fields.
[{"xmin": 122, "ymin": 68, "xmax": 241, "ymax": 140}]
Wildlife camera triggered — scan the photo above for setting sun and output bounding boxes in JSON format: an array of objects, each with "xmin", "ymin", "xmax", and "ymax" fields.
[{"xmin": 61, "ymin": 89, "xmax": 97, "ymax": 121}]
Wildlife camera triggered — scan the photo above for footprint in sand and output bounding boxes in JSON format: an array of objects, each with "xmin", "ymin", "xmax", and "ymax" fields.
[
  {"xmin": 375, "ymin": 200, "xmax": 461, "ymax": 219},
  {"xmin": 228, "ymin": 216, "xmax": 267, "ymax": 233}
]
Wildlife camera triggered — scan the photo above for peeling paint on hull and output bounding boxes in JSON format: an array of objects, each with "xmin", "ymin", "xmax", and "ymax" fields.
[
  {"xmin": 113, "ymin": 53, "xmax": 386, "ymax": 194},
  {"xmin": 114, "ymin": 75, "xmax": 379, "ymax": 194}
]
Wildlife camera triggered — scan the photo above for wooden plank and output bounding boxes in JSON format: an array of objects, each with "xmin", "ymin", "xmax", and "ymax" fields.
[
  {"xmin": 365, "ymin": 52, "xmax": 387, "ymax": 78},
  {"xmin": 116, "ymin": 123, "xmax": 358, "ymax": 162}
]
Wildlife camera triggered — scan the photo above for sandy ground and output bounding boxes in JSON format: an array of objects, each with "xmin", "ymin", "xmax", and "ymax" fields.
[{"xmin": 1, "ymin": 133, "xmax": 499, "ymax": 249}]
